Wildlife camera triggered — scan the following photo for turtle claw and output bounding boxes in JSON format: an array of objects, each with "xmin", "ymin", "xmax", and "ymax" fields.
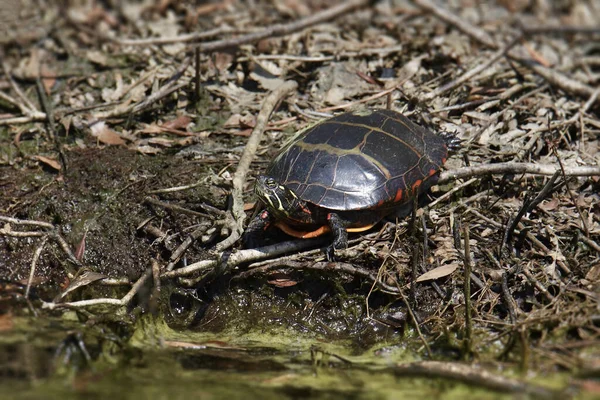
[{"xmin": 325, "ymin": 245, "xmax": 337, "ymax": 262}]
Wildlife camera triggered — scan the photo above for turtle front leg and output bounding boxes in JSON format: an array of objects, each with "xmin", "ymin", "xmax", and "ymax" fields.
[
  {"xmin": 243, "ymin": 210, "xmax": 273, "ymax": 248},
  {"xmin": 326, "ymin": 212, "xmax": 348, "ymax": 259}
]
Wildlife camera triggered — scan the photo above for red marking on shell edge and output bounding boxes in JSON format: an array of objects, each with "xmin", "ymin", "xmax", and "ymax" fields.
[
  {"xmin": 394, "ymin": 188, "xmax": 403, "ymax": 202},
  {"xmin": 441, "ymin": 157, "xmax": 447, "ymax": 164},
  {"xmin": 411, "ymin": 179, "xmax": 423, "ymax": 192},
  {"xmin": 428, "ymin": 168, "xmax": 437, "ymax": 177}
]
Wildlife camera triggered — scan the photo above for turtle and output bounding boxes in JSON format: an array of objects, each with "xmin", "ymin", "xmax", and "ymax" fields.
[{"xmin": 244, "ymin": 108, "xmax": 453, "ymax": 256}]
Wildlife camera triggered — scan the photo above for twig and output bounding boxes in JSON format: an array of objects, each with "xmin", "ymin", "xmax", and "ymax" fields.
[
  {"xmin": 42, "ymin": 267, "xmax": 152, "ymax": 310},
  {"xmin": 25, "ymin": 236, "xmax": 48, "ymax": 299},
  {"xmin": 163, "ymin": 237, "xmax": 322, "ymax": 279},
  {"xmin": 164, "ymin": 226, "xmax": 207, "ymax": 272},
  {"xmin": 190, "ymin": 0, "xmax": 371, "ymax": 53},
  {"xmin": 93, "ymin": 58, "xmax": 193, "ymax": 120},
  {"xmin": 236, "ymin": 260, "xmax": 402, "ymax": 294},
  {"xmin": 427, "ymin": 177, "xmax": 478, "ymax": 209},
  {"xmin": 552, "ymin": 147, "xmax": 590, "ymax": 236},
  {"xmin": 0, "ymin": 114, "xmax": 47, "ymax": 126},
  {"xmin": 215, "ymin": 80, "xmax": 297, "ymax": 252},
  {"xmin": 521, "ymin": 264, "xmax": 554, "ymax": 303},
  {"xmin": 0, "ymin": 215, "xmax": 54, "ymax": 229},
  {"xmin": 143, "ymin": 197, "xmax": 211, "ymax": 219},
  {"xmin": 439, "ymin": 162, "xmax": 600, "ymax": 183},
  {"xmin": 393, "ymin": 361, "xmax": 555, "ymax": 397},
  {"xmin": 2, "ymin": 62, "xmax": 39, "ymax": 113},
  {"xmin": 462, "ymin": 225, "xmax": 473, "ymax": 358},
  {"xmin": 412, "ymin": 0, "xmax": 495, "ymax": 47},
  {"xmin": 578, "ymin": 233, "xmax": 600, "ymax": 253},
  {"xmin": 412, "ymin": 0, "xmax": 598, "ymax": 98},
  {"xmin": 114, "ymin": 26, "xmax": 238, "ymax": 46},
  {"xmin": 520, "ymin": 224, "xmax": 571, "ymax": 275},
  {"xmin": 526, "ymin": 171, "xmax": 561, "ymax": 214},
  {"xmin": 420, "ymin": 35, "xmax": 522, "ymax": 102}
]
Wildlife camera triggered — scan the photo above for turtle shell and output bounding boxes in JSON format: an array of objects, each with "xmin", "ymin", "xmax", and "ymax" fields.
[{"xmin": 266, "ymin": 108, "xmax": 448, "ymax": 212}]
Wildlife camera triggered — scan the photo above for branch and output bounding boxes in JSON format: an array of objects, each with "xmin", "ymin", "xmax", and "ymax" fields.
[
  {"xmin": 191, "ymin": 0, "xmax": 372, "ymax": 53},
  {"xmin": 214, "ymin": 80, "xmax": 298, "ymax": 251},
  {"xmin": 412, "ymin": 0, "xmax": 598, "ymax": 98},
  {"xmin": 439, "ymin": 162, "xmax": 600, "ymax": 184}
]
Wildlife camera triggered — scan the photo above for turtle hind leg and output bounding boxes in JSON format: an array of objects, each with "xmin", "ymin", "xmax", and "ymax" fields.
[{"xmin": 326, "ymin": 212, "xmax": 348, "ymax": 260}]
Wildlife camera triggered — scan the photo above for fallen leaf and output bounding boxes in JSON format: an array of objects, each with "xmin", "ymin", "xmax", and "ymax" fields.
[
  {"xmin": 161, "ymin": 115, "xmax": 192, "ymax": 130},
  {"xmin": 268, "ymin": 279, "xmax": 298, "ymax": 288},
  {"xmin": 147, "ymin": 137, "xmax": 174, "ymax": 147},
  {"xmin": 41, "ymin": 64, "xmax": 56, "ymax": 94},
  {"xmin": 539, "ymin": 198, "xmax": 559, "ymax": 211},
  {"xmin": 0, "ymin": 312, "xmax": 14, "ymax": 332},
  {"xmin": 75, "ymin": 230, "xmax": 87, "ymax": 262},
  {"xmin": 416, "ymin": 263, "xmax": 459, "ymax": 283},
  {"xmin": 55, "ymin": 271, "xmax": 108, "ymax": 302},
  {"xmin": 33, "ymin": 155, "xmax": 62, "ymax": 171},
  {"xmin": 585, "ymin": 264, "xmax": 600, "ymax": 282},
  {"xmin": 136, "ymin": 145, "xmax": 162, "ymax": 154},
  {"xmin": 90, "ymin": 121, "xmax": 126, "ymax": 145},
  {"xmin": 267, "ymin": 273, "xmax": 298, "ymax": 287}
]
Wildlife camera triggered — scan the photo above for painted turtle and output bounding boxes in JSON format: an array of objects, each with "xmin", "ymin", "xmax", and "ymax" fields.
[{"xmin": 245, "ymin": 108, "xmax": 451, "ymax": 256}]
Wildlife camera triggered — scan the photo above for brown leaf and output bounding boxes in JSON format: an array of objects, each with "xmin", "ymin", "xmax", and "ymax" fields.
[
  {"xmin": 268, "ymin": 279, "xmax": 298, "ymax": 288},
  {"xmin": 33, "ymin": 155, "xmax": 62, "ymax": 171},
  {"xmin": 267, "ymin": 273, "xmax": 298, "ymax": 287},
  {"xmin": 416, "ymin": 263, "xmax": 459, "ymax": 283},
  {"xmin": 539, "ymin": 198, "xmax": 559, "ymax": 211},
  {"xmin": 135, "ymin": 144, "xmax": 162, "ymax": 154},
  {"xmin": 161, "ymin": 115, "xmax": 192, "ymax": 130},
  {"xmin": 0, "ymin": 312, "xmax": 14, "ymax": 333},
  {"xmin": 75, "ymin": 230, "xmax": 87, "ymax": 262},
  {"xmin": 585, "ymin": 264, "xmax": 600, "ymax": 282},
  {"xmin": 41, "ymin": 64, "xmax": 56, "ymax": 95},
  {"xmin": 90, "ymin": 122, "xmax": 126, "ymax": 145},
  {"xmin": 55, "ymin": 271, "xmax": 108, "ymax": 302}
]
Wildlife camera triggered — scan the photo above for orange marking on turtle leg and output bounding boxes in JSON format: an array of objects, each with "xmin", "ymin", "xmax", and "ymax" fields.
[
  {"xmin": 274, "ymin": 222, "xmax": 330, "ymax": 239},
  {"xmin": 411, "ymin": 179, "xmax": 422, "ymax": 193},
  {"xmin": 394, "ymin": 188, "xmax": 403, "ymax": 202}
]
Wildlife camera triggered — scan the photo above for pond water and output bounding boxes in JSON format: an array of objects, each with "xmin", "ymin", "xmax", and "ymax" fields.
[{"xmin": 0, "ymin": 313, "xmax": 565, "ymax": 400}]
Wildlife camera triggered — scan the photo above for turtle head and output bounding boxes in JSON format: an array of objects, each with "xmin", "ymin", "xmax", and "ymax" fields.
[{"xmin": 254, "ymin": 175, "xmax": 303, "ymax": 219}]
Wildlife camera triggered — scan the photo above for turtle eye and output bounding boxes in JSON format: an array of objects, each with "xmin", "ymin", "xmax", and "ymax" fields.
[{"xmin": 265, "ymin": 178, "xmax": 277, "ymax": 188}]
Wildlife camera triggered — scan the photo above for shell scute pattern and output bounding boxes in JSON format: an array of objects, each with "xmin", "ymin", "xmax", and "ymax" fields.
[{"xmin": 266, "ymin": 109, "xmax": 448, "ymax": 212}]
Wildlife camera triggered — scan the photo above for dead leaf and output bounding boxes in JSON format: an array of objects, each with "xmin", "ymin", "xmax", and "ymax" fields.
[
  {"xmin": 212, "ymin": 52, "xmax": 233, "ymax": 73},
  {"xmin": 136, "ymin": 145, "xmax": 162, "ymax": 154},
  {"xmin": 55, "ymin": 271, "xmax": 108, "ymax": 302},
  {"xmin": 416, "ymin": 263, "xmax": 459, "ymax": 283},
  {"xmin": 75, "ymin": 230, "xmax": 87, "ymax": 262},
  {"xmin": 223, "ymin": 113, "xmax": 243, "ymax": 128},
  {"xmin": 161, "ymin": 115, "xmax": 191, "ymax": 130},
  {"xmin": 41, "ymin": 64, "xmax": 56, "ymax": 94},
  {"xmin": 539, "ymin": 198, "xmax": 559, "ymax": 211},
  {"xmin": 90, "ymin": 121, "xmax": 126, "ymax": 145},
  {"xmin": 268, "ymin": 279, "xmax": 298, "ymax": 288},
  {"xmin": 0, "ymin": 312, "xmax": 14, "ymax": 332},
  {"xmin": 86, "ymin": 50, "xmax": 109, "ymax": 67},
  {"xmin": 33, "ymin": 155, "xmax": 62, "ymax": 171},
  {"xmin": 267, "ymin": 273, "xmax": 298, "ymax": 287},
  {"xmin": 585, "ymin": 264, "xmax": 600, "ymax": 282},
  {"xmin": 147, "ymin": 137, "xmax": 174, "ymax": 147}
]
